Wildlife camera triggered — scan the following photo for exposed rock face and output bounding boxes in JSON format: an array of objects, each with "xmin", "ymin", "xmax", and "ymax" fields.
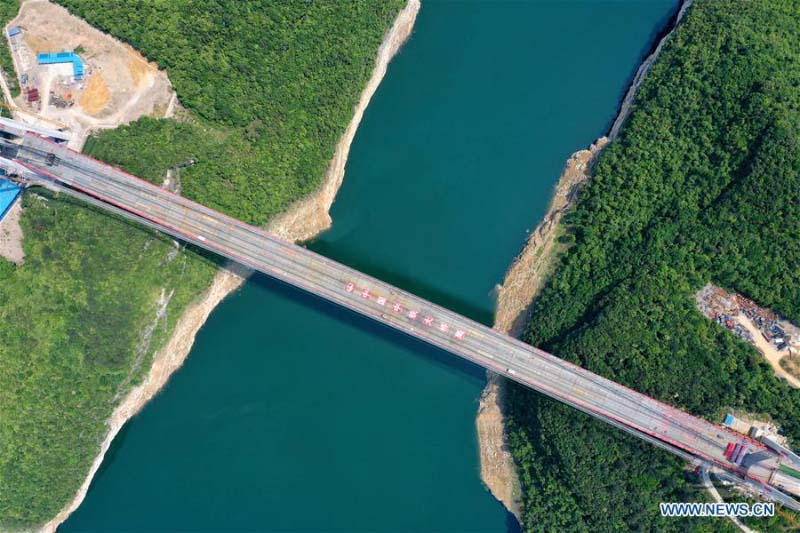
[
  {"xmin": 267, "ymin": 0, "xmax": 420, "ymax": 243},
  {"xmin": 479, "ymin": 137, "xmax": 608, "ymax": 524},
  {"xmin": 494, "ymin": 137, "xmax": 607, "ymax": 338},
  {"xmin": 476, "ymin": 371, "xmax": 522, "ymax": 520}
]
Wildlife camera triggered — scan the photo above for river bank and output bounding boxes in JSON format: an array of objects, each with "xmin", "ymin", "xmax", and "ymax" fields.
[
  {"xmin": 479, "ymin": 0, "xmax": 693, "ymax": 522},
  {"xmin": 479, "ymin": 137, "xmax": 607, "ymax": 522},
  {"xmin": 38, "ymin": 2, "xmax": 419, "ymax": 530}
]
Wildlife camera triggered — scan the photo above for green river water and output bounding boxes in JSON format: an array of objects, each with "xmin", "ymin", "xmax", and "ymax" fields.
[{"xmin": 63, "ymin": 2, "xmax": 676, "ymax": 531}]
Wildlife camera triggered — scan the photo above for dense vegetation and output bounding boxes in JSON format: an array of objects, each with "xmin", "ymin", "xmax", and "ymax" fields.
[
  {"xmin": 56, "ymin": 0, "xmax": 404, "ymax": 225},
  {"xmin": 507, "ymin": 1, "xmax": 800, "ymax": 531},
  {"xmin": 0, "ymin": 192, "xmax": 219, "ymax": 529},
  {"xmin": 0, "ymin": 1, "xmax": 403, "ymax": 528},
  {"xmin": 0, "ymin": 0, "xmax": 20, "ymax": 99}
]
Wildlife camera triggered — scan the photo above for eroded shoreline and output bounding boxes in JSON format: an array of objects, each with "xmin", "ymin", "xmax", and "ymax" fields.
[
  {"xmin": 479, "ymin": 138, "xmax": 607, "ymax": 522},
  {"xmin": 479, "ymin": 0, "xmax": 693, "ymax": 523},
  {"xmin": 39, "ymin": 1, "xmax": 419, "ymax": 530}
]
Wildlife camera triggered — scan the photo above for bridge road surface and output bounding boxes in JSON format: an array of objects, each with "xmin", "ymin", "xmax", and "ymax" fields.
[{"xmin": 11, "ymin": 132, "xmax": 800, "ymax": 508}]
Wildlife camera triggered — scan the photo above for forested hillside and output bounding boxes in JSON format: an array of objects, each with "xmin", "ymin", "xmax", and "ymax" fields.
[
  {"xmin": 57, "ymin": 0, "xmax": 404, "ymax": 225},
  {"xmin": 0, "ymin": 1, "xmax": 19, "ymax": 98},
  {"xmin": 507, "ymin": 0, "xmax": 800, "ymax": 530},
  {"xmin": 0, "ymin": 1, "xmax": 403, "ymax": 529},
  {"xmin": 0, "ymin": 191, "xmax": 220, "ymax": 529}
]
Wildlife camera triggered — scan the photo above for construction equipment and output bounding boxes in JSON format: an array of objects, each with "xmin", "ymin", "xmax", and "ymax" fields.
[{"xmin": 0, "ymin": 98, "xmax": 69, "ymax": 130}]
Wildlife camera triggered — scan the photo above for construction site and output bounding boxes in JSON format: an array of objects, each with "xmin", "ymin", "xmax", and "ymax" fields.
[
  {"xmin": 697, "ymin": 284, "xmax": 800, "ymax": 354},
  {"xmin": 697, "ymin": 284, "xmax": 800, "ymax": 387},
  {"xmin": 0, "ymin": 0, "xmax": 179, "ymax": 267},
  {"xmin": 2, "ymin": 0, "xmax": 175, "ymax": 149}
]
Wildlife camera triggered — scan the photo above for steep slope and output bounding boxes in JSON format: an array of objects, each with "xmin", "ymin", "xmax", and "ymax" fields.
[{"xmin": 507, "ymin": 1, "xmax": 800, "ymax": 530}]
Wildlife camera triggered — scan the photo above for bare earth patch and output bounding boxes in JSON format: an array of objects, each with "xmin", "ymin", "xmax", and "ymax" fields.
[
  {"xmin": 0, "ymin": 200, "xmax": 24, "ymax": 264},
  {"xmin": 126, "ymin": 49, "xmax": 151, "ymax": 87},
  {"xmin": 736, "ymin": 315, "xmax": 800, "ymax": 389},
  {"xmin": 78, "ymin": 72, "xmax": 110, "ymax": 115},
  {"xmin": 781, "ymin": 356, "xmax": 800, "ymax": 385},
  {"xmin": 8, "ymin": 0, "xmax": 174, "ymax": 148}
]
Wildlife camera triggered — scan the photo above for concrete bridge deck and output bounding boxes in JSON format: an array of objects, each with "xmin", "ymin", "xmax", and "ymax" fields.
[{"xmin": 7, "ymin": 131, "xmax": 800, "ymax": 510}]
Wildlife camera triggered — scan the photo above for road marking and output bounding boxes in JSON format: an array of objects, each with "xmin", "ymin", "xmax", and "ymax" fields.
[{"xmin": 19, "ymin": 136, "xmax": 791, "ymax": 504}]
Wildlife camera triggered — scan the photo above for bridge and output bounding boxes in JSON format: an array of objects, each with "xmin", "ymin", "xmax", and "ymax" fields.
[{"xmin": 2, "ymin": 124, "xmax": 800, "ymax": 510}]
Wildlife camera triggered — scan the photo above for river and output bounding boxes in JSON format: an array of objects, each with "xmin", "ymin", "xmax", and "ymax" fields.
[{"xmin": 62, "ymin": 2, "xmax": 676, "ymax": 531}]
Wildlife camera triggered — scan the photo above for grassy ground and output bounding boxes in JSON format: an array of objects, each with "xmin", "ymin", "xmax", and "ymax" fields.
[
  {"xmin": 0, "ymin": 1, "xmax": 404, "ymax": 528},
  {"xmin": 0, "ymin": 191, "xmax": 219, "ymax": 528}
]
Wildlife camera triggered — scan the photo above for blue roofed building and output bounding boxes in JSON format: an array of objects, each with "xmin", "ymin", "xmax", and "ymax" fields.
[
  {"xmin": 0, "ymin": 176, "xmax": 22, "ymax": 222},
  {"xmin": 37, "ymin": 52, "xmax": 85, "ymax": 81}
]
